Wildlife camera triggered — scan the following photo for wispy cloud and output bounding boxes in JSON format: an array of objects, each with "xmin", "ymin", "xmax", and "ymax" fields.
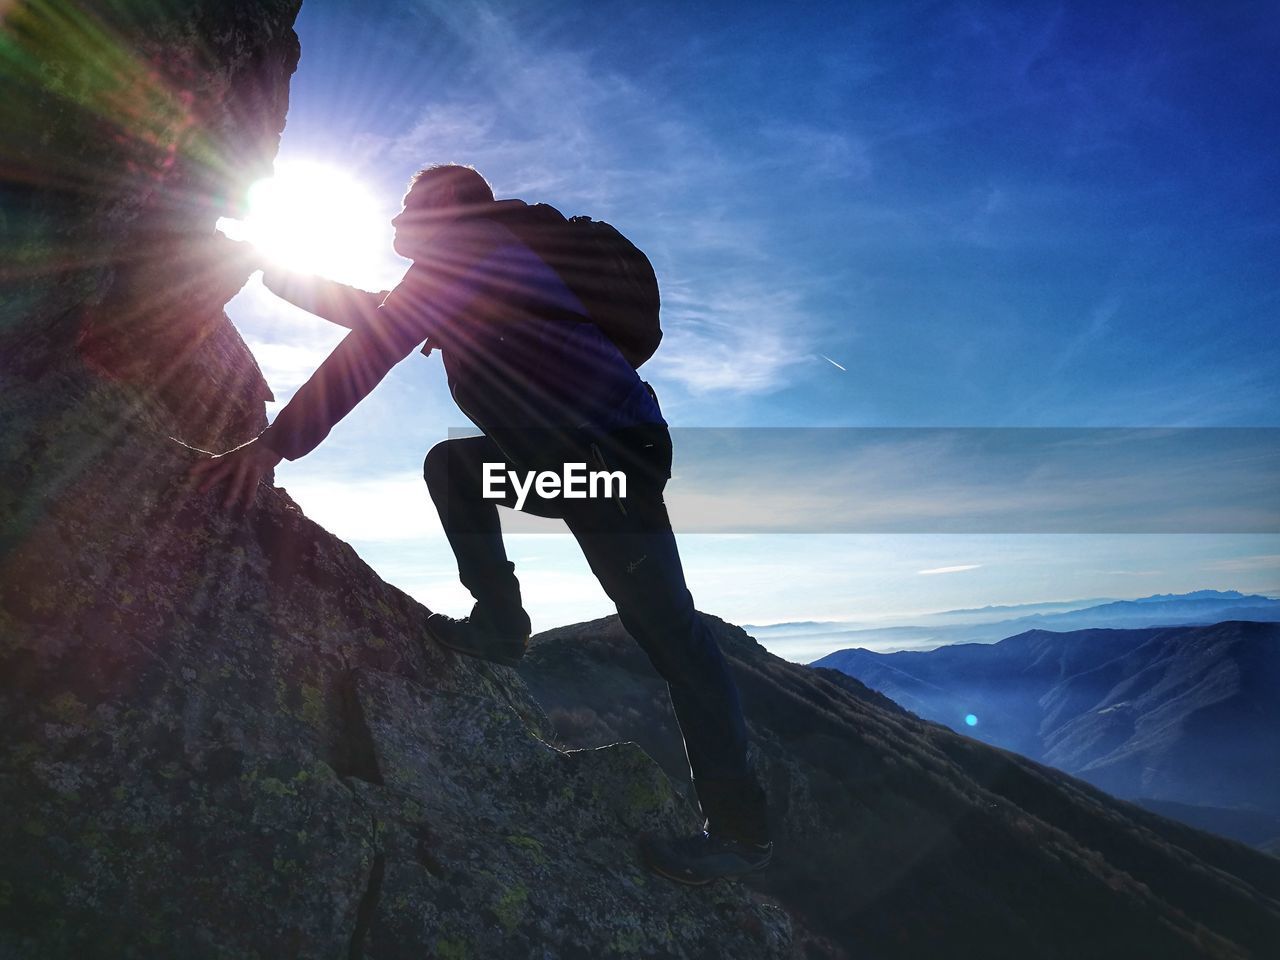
[
  {"xmin": 919, "ymin": 564, "xmax": 982, "ymax": 575},
  {"xmin": 659, "ymin": 427, "xmax": 1280, "ymax": 533},
  {"xmin": 1205, "ymin": 555, "xmax": 1280, "ymax": 574},
  {"xmin": 760, "ymin": 123, "xmax": 873, "ymax": 182},
  {"xmin": 653, "ymin": 284, "xmax": 813, "ymax": 395},
  {"xmin": 245, "ymin": 339, "xmax": 335, "ymax": 398},
  {"xmin": 1047, "ymin": 295, "xmax": 1122, "ymax": 380}
]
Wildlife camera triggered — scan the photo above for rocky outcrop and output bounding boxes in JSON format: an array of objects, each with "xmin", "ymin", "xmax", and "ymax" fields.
[{"xmin": 0, "ymin": 3, "xmax": 794, "ymax": 956}]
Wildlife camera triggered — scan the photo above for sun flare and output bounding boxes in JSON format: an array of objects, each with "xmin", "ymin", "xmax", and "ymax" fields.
[{"xmin": 217, "ymin": 160, "xmax": 394, "ymax": 289}]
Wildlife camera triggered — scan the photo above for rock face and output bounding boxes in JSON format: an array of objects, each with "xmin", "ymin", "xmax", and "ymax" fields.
[
  {"xmin": 521, "ymin": 615, "xmax": 1280, "ymax": 959},
  {"xmin": 0, "ymin": 4, "xmax": 794, "ymax": 957}
]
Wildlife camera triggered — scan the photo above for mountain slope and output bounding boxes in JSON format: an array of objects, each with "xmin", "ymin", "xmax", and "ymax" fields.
[
  {"xmin": 748, "ymin": 591, "xmax": 1280, "ymax": 661},
  {"xmin": 1133, "ymin": 800, "xmax": 1280, "ymax": 851},
  {"xmin": 520, "ymin": 616, "xmax": 1280, "ymax": 959},
  {"xmin": 813, "ymin": 622, "xmax": 1280, "ymax": 844}
]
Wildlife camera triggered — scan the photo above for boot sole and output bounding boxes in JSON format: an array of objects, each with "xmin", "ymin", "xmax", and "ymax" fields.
[
  {"xmin": 644, "ymin": 861, "xmax": 716, "ymax": 886},
  {"xmin": 641, "ymin": 846, "xmax": 772, "ymax": 886},
  {"xmin": 426, "ymin": 623, "xmax": 526, "ymax": 667}
]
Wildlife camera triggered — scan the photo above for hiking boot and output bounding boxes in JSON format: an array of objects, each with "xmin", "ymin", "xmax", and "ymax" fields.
[
  {"xmin": 639, "ymin": 829, "xmax": 773, "ymax": 886},
  {"xmin": 425, "ymin": 610, "xmax": 530, "ymax": 667}
]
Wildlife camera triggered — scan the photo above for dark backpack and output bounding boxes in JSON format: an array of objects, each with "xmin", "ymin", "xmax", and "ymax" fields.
[{"xmin": 482, "ymin": 200, "xmax": 662, "ymax": 368}]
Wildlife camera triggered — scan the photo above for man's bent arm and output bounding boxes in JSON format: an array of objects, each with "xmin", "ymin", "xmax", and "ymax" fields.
[
  {"xmin": 256, "ymin": 298, "xmax": 427, "ymax": 460},
  {"xmin": 255, "ymin": 224, "xmax": 507, "ymax": 460},
  {"xmin": 262, "ymin": 268, "xmax": 391, "ymax": 330}
]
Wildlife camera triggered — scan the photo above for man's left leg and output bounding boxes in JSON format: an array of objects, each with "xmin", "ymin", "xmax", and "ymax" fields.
[
  {"xmin": 563, "ymin": 485, "xmax": 770, "ymax": 882},
  {"xmin": 422, "ymin": 436, "xmax": 532, "ymax": 664}
]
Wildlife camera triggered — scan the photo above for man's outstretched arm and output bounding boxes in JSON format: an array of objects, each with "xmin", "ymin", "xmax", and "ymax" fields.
[
  {"xmin": 262, "ymin": 267, "xmax": 391, "ymax": 330},
  {"xmin": 254, "ymin": 298, "xmax": 427, "ymax": 461}
]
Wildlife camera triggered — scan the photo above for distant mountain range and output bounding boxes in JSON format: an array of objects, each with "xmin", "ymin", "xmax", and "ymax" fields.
[
  {"xmin": 519, "ymin": 614, "xmax": 1280, "ymax": 959},
  {"xmin": 813, "ymin": 619, "xmax": 1280, "ymax": 850},
  {"xmin": 748, "ymin": 590, "xmax": 1280, "ymax": 660}
]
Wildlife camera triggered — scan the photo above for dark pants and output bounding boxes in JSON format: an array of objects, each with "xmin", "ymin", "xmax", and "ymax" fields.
[{"xmin": 423, "ymin": 432, "xmax": 768, "ymax": 842}]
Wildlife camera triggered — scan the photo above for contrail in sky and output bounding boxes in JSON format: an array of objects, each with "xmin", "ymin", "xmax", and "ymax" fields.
[{"xmin": 820, "ymin": 354, "xmax": 846, "ymax": 371}]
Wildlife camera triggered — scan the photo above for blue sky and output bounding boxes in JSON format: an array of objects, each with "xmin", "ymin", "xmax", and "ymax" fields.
[{"xmin": 224, "ymin": 0, "xmax": 1280, "ymax": 654}]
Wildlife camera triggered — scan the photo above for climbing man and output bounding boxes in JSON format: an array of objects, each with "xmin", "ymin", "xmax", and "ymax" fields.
[{"xmin": 189, "ymin": 164, "xmax": 771, "ymax": 884}]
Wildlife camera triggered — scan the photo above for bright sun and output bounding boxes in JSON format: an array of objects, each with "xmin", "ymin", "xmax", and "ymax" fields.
[{"xmin": 217, "ymin": 160, "xmax": 393, "ymax": 289}]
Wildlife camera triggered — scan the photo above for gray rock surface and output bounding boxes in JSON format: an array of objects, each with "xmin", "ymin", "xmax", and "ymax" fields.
[{"xmin": 0, "ymin": 3, "xmax": 796, "ymax": 956}]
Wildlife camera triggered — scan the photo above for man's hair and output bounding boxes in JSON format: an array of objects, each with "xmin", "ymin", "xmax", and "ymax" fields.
[{"xmin": 407, "ymin": 164, "xmax": 494, "ymax": 206}]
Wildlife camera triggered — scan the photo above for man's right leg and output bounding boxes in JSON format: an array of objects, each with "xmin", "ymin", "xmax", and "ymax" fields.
[
  {"xmin": 563, "ymin": 488, "xmax": 769, "ymax": 847},
  {"xmin": 422, "ymin": 437, "xmax": 531, "ymax": 653}
]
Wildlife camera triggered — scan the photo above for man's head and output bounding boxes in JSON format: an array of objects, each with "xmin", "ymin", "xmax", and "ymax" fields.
[{"xmin": 392, "ymin": 164, "xmax": 494, "ymax": 258}]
